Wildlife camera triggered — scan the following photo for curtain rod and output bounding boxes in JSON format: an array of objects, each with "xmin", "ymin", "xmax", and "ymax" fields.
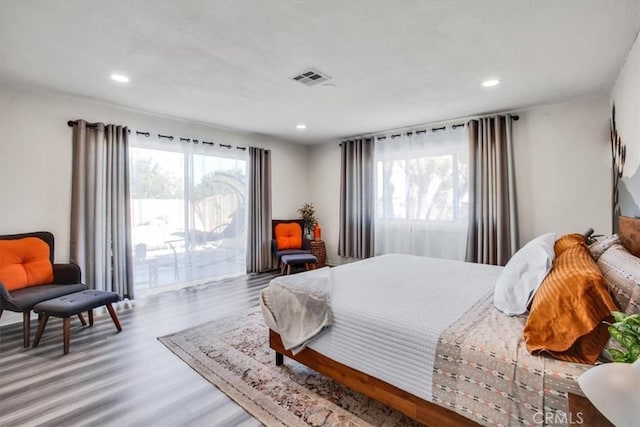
[
  {"xmin": 342, "ymin": 114, "xmax": 520, "ymax": 143},
  {"xmin": 67, "ymin": 120, "xmax": 247, "ymax": 151}
]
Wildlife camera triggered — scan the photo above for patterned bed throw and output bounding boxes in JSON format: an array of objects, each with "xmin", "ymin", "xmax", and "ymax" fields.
[{"xmin": 433, "ymin": 295, "xmax": 589, "ymax": 426}]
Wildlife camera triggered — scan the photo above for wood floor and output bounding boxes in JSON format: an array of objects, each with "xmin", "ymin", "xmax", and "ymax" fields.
[{"xmin": 0, "ymin": 271, "xmax": 280, "ymax": 427}]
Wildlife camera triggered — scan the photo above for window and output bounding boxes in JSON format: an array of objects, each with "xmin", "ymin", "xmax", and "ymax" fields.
[
  {"xmin": 375, "ymin": 127, "xmax": 469, "ymax": 260},
  {"xmin": 129, "ymin": 139, "xmax": 247, "ymax": 294}
]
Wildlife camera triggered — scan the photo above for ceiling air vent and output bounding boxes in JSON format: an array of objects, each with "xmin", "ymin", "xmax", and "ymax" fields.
[{"xmin": 292, "ymin": 68, "xmax": 331, "ymax": 86}]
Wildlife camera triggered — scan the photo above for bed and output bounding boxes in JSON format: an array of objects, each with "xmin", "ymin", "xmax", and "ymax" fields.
[{"xmin": 261, "ymin": 226, "xmax": 639, "ymax": 426}]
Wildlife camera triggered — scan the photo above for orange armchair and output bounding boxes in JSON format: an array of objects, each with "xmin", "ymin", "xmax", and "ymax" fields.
[
  {"xmin": 271, "ymin": 220, "xmax": 312, "ymax": 270},
  {"xmin": 0, "ymin": 231, "xmax": 87, "ymax": 347}
]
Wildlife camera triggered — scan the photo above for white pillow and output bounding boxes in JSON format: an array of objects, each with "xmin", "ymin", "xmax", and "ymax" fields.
[{"xmin": 493, "ymin": 233, "xmax": 556, "ymax": 316}]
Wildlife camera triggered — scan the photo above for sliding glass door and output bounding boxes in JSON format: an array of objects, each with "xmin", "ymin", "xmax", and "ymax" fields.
[{"xmin": 130, "ymin": 141, "xmax": 247, "ymax": 293}]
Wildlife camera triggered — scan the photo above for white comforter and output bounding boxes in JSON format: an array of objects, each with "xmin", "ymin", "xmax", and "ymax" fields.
[{"xmin": 263, "ymin": 254, "xmax": 502, "ymax": 400}]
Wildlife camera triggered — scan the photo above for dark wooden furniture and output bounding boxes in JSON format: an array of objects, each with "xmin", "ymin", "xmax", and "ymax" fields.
[
  {"xmin": 567, "ymin": 393, "xmax": 613, "ymax": 427},
  {"xmin": 0, "ymin": 231, "xmax": 87, "ymax": 347},
  {"xmin": 33, "ymin": 290, "xmax": 122, "ymax": 354},
  {"xmin": 270, "ymin": 329, "xmax": 476, "ymax": 426},
  {"xmin": 310, "ymin": 239, "xmax": 327, "ymax": 267},
  {"xmin": 270, "ymin": 329, "xmax": 609, "ymax": 427}
]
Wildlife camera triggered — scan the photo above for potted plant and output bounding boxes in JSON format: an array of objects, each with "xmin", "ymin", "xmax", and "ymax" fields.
[
  {"xmin": 607, "ymin": 311, "xmax": 640, "ymax": 363},
  {"xmin": 297, "ymin": 202, "xmax": 316, "ymax": 239},
  {"xmin": 577, "ymin": 312, "xmax": 640, "ymax": 426}
]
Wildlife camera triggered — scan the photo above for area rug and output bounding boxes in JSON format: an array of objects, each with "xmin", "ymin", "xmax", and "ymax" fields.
[{"xmin": 158, "ymin": 308, "xmax": 420, "ymax": 426}]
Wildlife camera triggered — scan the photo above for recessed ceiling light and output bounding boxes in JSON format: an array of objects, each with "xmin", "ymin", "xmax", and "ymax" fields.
[
  {"xmin": 482, "ymin": 79, "xmax": 500, "ymax": 88},
  {"xmin": 110, "ymin": 74, "xmax": 130, "ymax": 83},
  {"xmin": 296, "ymin": 124, "xmax": 307, "ymax": 130}
]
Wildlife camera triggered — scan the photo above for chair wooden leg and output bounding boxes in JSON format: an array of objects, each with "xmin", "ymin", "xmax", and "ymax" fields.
[
  {"xmin": 88, "ymin": 309, "xmax": 94, "ymax": 326},
  {"xmin": 32, "ymin": 314, "xmax": 49, "ymax": 347},
  {"xmin": 23, "ymin": 312, "xmax": 31, "ymax": 348},
  {"xmin": 77, "ymin": 312, "xmax": 87, "ymax": 326},
  {"xmin": 286, "ymin": 264, "xmax": 291, "ymax": 275},
  {"xmin": 106, "ymin": 304, "xmax": 122, "ymax": 332},
  {"xmin": 275, "ymin": 351, "xmax": 284, "ymax": 366},
  {"xmin": 63, "ymin": 317, "xmax": 70, "ymax": 355}
]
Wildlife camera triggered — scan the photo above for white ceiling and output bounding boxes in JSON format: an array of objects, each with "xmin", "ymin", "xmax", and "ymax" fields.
[{"xmin": 1, "ymin": 1, "xmax": 639, "ymax": 144}]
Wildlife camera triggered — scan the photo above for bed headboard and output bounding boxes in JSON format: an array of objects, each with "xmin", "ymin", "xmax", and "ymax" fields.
[{"xmin": 618, "ymin": 215, "xmax": 640, "ymax": 257}]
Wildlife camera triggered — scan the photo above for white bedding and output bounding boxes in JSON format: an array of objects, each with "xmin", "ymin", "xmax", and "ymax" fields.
[
  {"xmin": 267, "ymin": 267, "xmax": 332, "ymax": 354},
  {"xmin": 265, "ymin": 254, "xmax": 503, "ymax": 401}
]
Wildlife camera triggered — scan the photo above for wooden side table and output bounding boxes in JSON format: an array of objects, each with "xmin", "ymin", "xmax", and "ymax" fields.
[
  {"xmin": 310, "ymin": 239, "xmax": 327, "ymax": 268},
  {"xmin": 567, "ymin": 393, "xmax": 613, "ymax": 427}
]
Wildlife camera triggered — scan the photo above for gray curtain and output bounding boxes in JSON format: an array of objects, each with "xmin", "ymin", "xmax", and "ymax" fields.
[
  {"xmin": 465, "ymin": 115, "xmax": 518, "ymax": 266},
  {"xmin": 247, "ymin": 146, "xmax": 272, "ymax": 272},
  {"xmin": 70, "ymin": 120, "xmax": 134, "ymax": 298},
  {"xmin": 338, "ymin": 138, "xmax": 375, "ymax": 259}
]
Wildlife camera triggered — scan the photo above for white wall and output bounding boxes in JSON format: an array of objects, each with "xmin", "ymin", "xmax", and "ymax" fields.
[
  {"xmin": 611, "ymin": 32, "xmax": 640, "ymax": 176},
  {"xmin": 0, "ymin": 82, "xmax": 309, "ymax": 262},
  {"xmin": 610, "ymin": 32, "xmax": 640, "ymax": 218},
  {"xmin": 513, "ymin": 97, "xmax": 611, "ymax": 243},
  {"xmin": 309, "ymin": 96, "xmax": 612, "ymax": 263}
]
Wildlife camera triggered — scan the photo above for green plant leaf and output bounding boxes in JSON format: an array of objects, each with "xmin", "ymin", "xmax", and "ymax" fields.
[
  {"xmin": 612, "ymin": 311, "xmax": 627, "ymax": 322},
  {"xmin": 619, "ymin": 324, "xmax": 638, "ymax": 336},
  {"xmin": 608, "ymin": 348, "xmax": 626, "ymax": 362},
  {"xmin": 620, "ymin": 333, "xmax": 637, "ymax": 350},
  {"xmin": 608, "ymin": 311, "xmax": 639, "ymax": 363},
  {"xmin": 609, "ymin": 325, "xmax": 624, "ymax": 343},
  {"xmin": 626, "ymin": 314, "xmax": 640, "ymax": 325}
]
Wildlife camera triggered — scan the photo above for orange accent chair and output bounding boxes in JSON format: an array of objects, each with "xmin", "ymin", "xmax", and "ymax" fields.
[
  {"xmin": 0, "ymin": 231, "xmax": 87, "ymax": 347},
  {"xmin": 271, "ymin": 220, "xmax": 312, "ymax": 273}
]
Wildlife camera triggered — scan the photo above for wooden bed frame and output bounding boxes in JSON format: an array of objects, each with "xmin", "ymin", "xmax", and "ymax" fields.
[{"xmin": 269, "ymin": 329, "xmax": 612, "ymax": 426}]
